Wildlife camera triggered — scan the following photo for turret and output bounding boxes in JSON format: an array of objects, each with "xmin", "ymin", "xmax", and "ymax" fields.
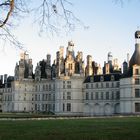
[
  {"xmin": 86, "ymin": 55, "xmax": 93, "ymax": 76},
  {"xmin": 129, "ymin": 31, "xmax": 140, "ymax": 67}
]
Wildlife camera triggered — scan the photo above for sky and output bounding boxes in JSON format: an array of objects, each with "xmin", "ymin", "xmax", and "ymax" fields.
[{"xmin": 0, "ymin": 0, "xmax": 140, "ymax": 76}]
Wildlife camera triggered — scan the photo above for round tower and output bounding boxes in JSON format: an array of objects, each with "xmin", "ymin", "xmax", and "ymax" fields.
[{"xmin": 129, "ymin": 31, "xmax": 140, "ymax": 67}]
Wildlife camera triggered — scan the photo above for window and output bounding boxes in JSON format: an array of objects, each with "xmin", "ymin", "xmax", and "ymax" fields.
[
  {"xmin": 38, "ymin": 85, "xmax": 40, "ymax": 91},
  {"xmin": 91, "ymin": 84, "xmax": 93, "ymax": 89},
  {"xmin": 86, "ymin": 84, "xmax": 89, "ymax": 89},
  {"xmin": 116, "ymin": 82, "xmax": 120, "ymax": 87},
  {"xmin": 106, "ymin": 83, "xmax": 109, "ymax": 88},
  {"xmin": 35, "ymin": 86, "xmax": 37, "ymax": 91},
  {"xmin": 96, "ymin": 83, "xmax": 98, "ymax": 88},
  {"xmin": 86, "ymin": 92, "xmax": 89, "ymax": 100},
  {"xmin": 46, "ymin": 85, "xmax": 48, "ymax": 91},
  {"xmin": 135, "ymin": 89, "xmax": 140, "ymax": 98},
  {"xmin": 112, "ymin": 82, "xmax": 114, "ymax": 88},
  {"xmin": 106, "ymin": 92, "xmax": 109, "ymax": 100},
  {"xmin": 111, "ymin": 75, "xmax": 114, "ymax": 81},
  {"xmin": 63, "ymin": 84, "xmax": 65, "ymax": 89},
  {"xmin": 67, "ymin": 81, "xmax": 71, "ymax": 84},
  {"xmin": 49, "ymin": 84, "xmax": 51, "ymax": 91},
  {"xmin": 68, "ymin": 64, "xmax": 73, "ymax": 70},
  {"xmin": 67, "ymin": 85, "xmax": 71, "ymax": 89},
  {"xmin": 135, "ymin": 78, "xmax": 140, "ymax": 85},
  {"xmin": 53, "ymin": 84, "xmax": 55, "ymax": 91},
  {"xmin": 100, "ymin": 76, "xmax": 104, "ymax": 82},
  {"xmin": 53, "ymin": 104, "xmax": 55, "ymax": 111},
  {"xmin": 111, "ymin": 91, "xmax": 114, "ymax": 100},
  {"xmin": 42, "ymin": 94, "xmax": 45, "ymax": 101},
  {"xmin": 67, "ymin": 103, "xmax": 71, "ymax": 111},
  {"xmin": 135, "ymin": 69, "xmax": 139, "ymax": 75},
  {"xmin": 35, "ymin": 104, "xmax": 37, "ymax": 110},
  {"xmin": 63, "ymin": 92, "xmax": 65, "ymax": 99},
  {"xmin": 135, "ymin": 103, "xmax": 140, "ymax": 112},
  {"xmin": 91, "ymin": 92, "xmax": 93, "ymax": 100},
  {"xmin": 101, "ymin": 83, "xmax": 103, "ymax": 88},
  {"xmin": 35, "ymin": 95, "xmax": 37, "ymax": 101},
  {"xmin": 63, "ymin": 103, "xmax": 65, "ymax": 111},
  {"xmin": 67, "ymin": 92, "xmax": 71, "ymax": 100},
  {"xmin": 116, "ymin": 91, "xmax": 120, "ymax": 100},
  {"xmin": 90, "ymin": 77, "xmax": 94, "ymax": 82},
  {"xmin": 49, "ymin": 94, "xmax": 51, "ymax": 100},
  {"xmin": 101, "ymin": 92, "xmax": 103, "ymax": 100},
  {"xmin": 43, "ymin": 85, "xmax": 45, "ymax": 91},
  {"xmin": 95, "ymin": 92, "xmax": 98, "ymax": 100},
  {"xmin": 53, "ymin": 94, "xmax": 55, "ymax": 100}
]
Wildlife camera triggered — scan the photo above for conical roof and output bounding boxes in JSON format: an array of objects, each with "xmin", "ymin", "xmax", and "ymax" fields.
[{"xmin": 129, "ymin": 43, "xmax": 140, "ymax": 67}]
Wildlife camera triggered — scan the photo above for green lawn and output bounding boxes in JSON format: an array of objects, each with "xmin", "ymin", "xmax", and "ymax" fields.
[{"xmin": 0, "ymin": 117, "xmax": 140, "ymax": 140}]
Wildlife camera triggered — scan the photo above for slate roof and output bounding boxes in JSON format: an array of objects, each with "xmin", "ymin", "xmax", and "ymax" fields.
[{"xmin": 84, "ymin": 73, "xmax": 121, "ymax": 83}]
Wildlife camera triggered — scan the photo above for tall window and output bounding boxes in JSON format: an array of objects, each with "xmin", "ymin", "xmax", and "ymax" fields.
[
  {"xmin": 111, "ymin": 91, "xmax": 114, "ymax": 100},
  {"xmin": 106, "ymin": 92, "xmax": 109, "ymax": 100},
  {"xmin": 101, "ymin": 83, "xmax": 103, "ymax": 88},
  {"xmin": 106, "ymin": 83, "xmax": 109, "ymax": 88},
  {"xmin": 135, "ymin": 89, "xmax": 140, "ymax": 98},
  {"xmin": 95, "ymin": 92, "xmax": 98, "ymax": 100},
  {"xmin": 116, "ymin": 91, "xmax": 120, "ymax": 100},
  {"xmin": 96, "ymin": 83, "xmax": 98, "ymax": 88},
  {"xmin": 67, "ymin": 103, "xmax": 71, "ymax": 112},
  {"xmin": 46, "ymin": 85, "xmax": 48, "ymax": 91},
  {"xmin": 49, "ymin": 84, "xmax": 51, "ymax": 91},
  {"xmin": 63, "ymin": 103, "xmax": 65, "ymax": 111},
  {"xmin": 101, "ymin": 92, "xmax": 103, "ymax": 100},
  {"xmin": 135, "ymin": 78, "xmax": 140, "ymax": 85},
  {"xmin": 67, "ymin": 92, "xmax": 71, "ymax": 100},
  {"xmin": 44, "ymin": 85, "xmax": 46, "ymax": 91},
  {"xmin": 63, "ymin": 92, "xmax": 65, "ymax": 100},
  {"xmin": 116, "ymin": 82, "xmax": 119, "ymax": 87},
  {"xmin": 91, "ymin": 92, "xmax": 93, "ymax": 100},
  {"xmin": 86, "ymin": 84, "xmax": 89, "ymax": 89},
  {"xmin": 135, "ymin": 103, "xmax": 140, "ymax": 112},
  {"xmin": 112, "ymin": 82, "xmax": 114, "ymax": 88},
  {"xmin": 67, "ymin": 85, "xmax": 71, "ymax": 89},
  {"xmin": 86, "ymin": 92, "xmax": 89, "ymax": 100}
]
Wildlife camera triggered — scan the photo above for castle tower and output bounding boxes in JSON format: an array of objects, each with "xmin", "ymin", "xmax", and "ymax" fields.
[
  {"xmin": 14, "ymin": 63, "xmax": 19, "ymax": 80},
  {"xmin": 129, "ymin": 31, "xmax": 140, "ymax": 67},
  {"xmin": 28, "ymin": 59, "xmax": 33, "ymax": 79},
  {"xmin": 46, "ymin": 54, "xmax": 51, "ymax": 66},
  {"xmin": 56, "ymin": 46, "xmax": 64, "ymax": 77},
  {"xmin": 17, "ymin": 52, "xmax": 33, "ymax": 80},
  {"xmin": 35, "ymin": 63, "xmax": 41, "ymax": 81},
  {"xmin": 86, "ymin": 55, "xmax": 93, "ymax": 76}
]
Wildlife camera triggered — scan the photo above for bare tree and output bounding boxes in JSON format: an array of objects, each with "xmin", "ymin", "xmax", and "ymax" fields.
[{"xmin": 0, "ymin": 0, "xmax": 83, "ymax": 49}]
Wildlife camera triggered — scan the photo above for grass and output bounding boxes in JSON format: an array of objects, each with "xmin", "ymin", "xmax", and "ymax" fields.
[{"xmin": 0, "ymin": 117, "xmax": 140, "ymax": 140}]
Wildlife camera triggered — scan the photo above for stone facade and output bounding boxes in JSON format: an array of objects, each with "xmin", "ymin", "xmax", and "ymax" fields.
[{"xmin": 1, "ymin": 32, "xmax": 140, "ymax": 116}]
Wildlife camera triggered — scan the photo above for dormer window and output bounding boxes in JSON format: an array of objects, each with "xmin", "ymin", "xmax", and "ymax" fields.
[
  {"xmin": 135, "ymin": 68, "xmax": 139, "ymax": 75},
  {"xmin": 111, "ymin": 75, "xmax": 114, "ymax": 81},
  {"xmin": 90, "ymin": 77, "xmax": 94, "ymax": 82},
  {"xmin": 100, "ymin": 76, "xmax": 104, "ymax": 82}
]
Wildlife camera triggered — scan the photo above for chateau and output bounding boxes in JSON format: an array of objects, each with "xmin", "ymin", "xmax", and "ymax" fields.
[{"xmin": 0, "ymin": 31, "xmax": 140, "ymax": 116}]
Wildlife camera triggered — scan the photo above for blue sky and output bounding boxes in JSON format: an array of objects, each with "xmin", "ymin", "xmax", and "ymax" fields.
[{"xmin": 0, "ymin": 0, "xmax": 140, "ymax": 75}]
